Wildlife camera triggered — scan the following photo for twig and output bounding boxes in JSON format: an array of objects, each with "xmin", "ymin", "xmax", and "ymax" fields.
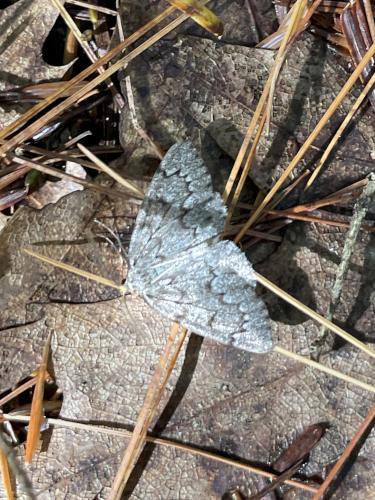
[
  {"xmin": 124, "ymin": 76, "xmax": 164, "ymax": 159},
  {"xmin": 314, "ymin": 174, "xmax": 375, "ymax": 355},
  {"xmin": 2, "ymin": 414, "xmax": 318, "ymax": 494},
  {"xmin": 312, "ymin": 403, "xmax": 375, "ymax": 499},
  {"xmin": 109, "ymin": 323, "xmax": 188, "ymax": 500}
]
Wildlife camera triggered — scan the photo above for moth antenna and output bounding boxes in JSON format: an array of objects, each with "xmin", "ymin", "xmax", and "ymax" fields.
[{"xmin": 94, "ymin": 218, "xmax": 130, "ymax": 267}]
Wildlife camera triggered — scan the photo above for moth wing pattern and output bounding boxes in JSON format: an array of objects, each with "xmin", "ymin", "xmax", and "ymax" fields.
[
  {"xmin": 128, "ymin": 142, "xmax": 226, "ymax": 271},
  {"xmin": 140, "ymin": 240, "xmax": 273, "ymax": 353}
]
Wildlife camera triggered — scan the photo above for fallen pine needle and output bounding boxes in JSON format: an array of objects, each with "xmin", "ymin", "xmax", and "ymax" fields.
[
  {"xmin": 25, "ymin": 333, "xmax": 52, "ymax": 464},
  {"xmin": 235, "ymin": 40, "xmax": 375, "ymax": 241},
  {"xmin": 274, "ymin": 346, "xmax": 375, "ymax": 394},
  {"xmin": 77, "ymin": 143, "xmax": 145, "ymax": 197},
  {"xmin": 2, "ymin": 414, "xmax": 318, "ymax": 494},
  {"xmin": 0, "ymin": 448, "xmax": 13, "ymax": 500},
  {"xmin": 23, "ymin": 248, "xmax": 126, "ymax": 293}
]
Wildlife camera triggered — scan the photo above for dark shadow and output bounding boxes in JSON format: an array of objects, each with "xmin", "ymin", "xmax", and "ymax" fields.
[
  {"xmin": 346, "ymin": 233, "xmax": 375, "ymax": 332},
  {"xmin": 255, "ymin": 223, "xmax": 317, "ymax": 325},
  {"xmin": 262, "ymin": 37, "xmax": 328, "ymax": 182},
  {"xmin": 123, "ymin": 333, "xmax": 204, "ymax": 499}
]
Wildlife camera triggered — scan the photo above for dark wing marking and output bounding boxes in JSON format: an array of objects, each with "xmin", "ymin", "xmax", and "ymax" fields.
[{"xmin": 141, "ymin": 240, "xmax": 272, "ymax": 353}]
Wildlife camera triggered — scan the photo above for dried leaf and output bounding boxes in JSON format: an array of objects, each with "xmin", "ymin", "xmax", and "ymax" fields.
[{"xmin": 272, "ymin": 424, "xmax": 327, "ymax": 473}]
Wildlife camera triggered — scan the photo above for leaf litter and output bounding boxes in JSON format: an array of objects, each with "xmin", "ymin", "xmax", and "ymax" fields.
[{"xmin": 1, "ymin": 0, "xmax": 372, "ymax": 498}]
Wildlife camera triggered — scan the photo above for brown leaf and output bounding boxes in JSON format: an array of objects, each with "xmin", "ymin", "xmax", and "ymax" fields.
[{"xmin": 272, "ymin": 424, "xmax": 326, "ymax": 473}]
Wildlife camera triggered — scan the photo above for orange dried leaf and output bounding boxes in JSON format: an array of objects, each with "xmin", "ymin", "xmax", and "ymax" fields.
[
  {"xmin": 167, "ymin": 0, "xmax": 223, "ymax": 36},
  {"xmin": 0, "ymin": 448, "xmax": 13, "ymax": 500},
  {"xmin": 24, "ymin": 333, "xmax": 52, "ymax": 464}
]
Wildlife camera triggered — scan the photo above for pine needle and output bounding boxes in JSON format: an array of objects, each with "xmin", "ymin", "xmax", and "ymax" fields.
[
  {"xmin": 77, "ymin": 143, "xmax": 144, "ymax": 198},
  {"xmin": 25, "ymin": 333, "xmax": 52, "ymax": 464},
  {"xmin": 23, "ymin": 248, "xmax": 126, "ymax": 293},
  {"xmin": 235, "ymin": 40, "xmax": 375, "ymax": 241},
  {"xmin": 0, "ymin": 448, "xmax": 13, "ymax": 500}
]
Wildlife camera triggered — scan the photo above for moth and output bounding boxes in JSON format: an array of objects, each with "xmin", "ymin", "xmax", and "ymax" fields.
[{"xmin": 126, "ymin": 142, "xmax": 272, "ymax": 353}]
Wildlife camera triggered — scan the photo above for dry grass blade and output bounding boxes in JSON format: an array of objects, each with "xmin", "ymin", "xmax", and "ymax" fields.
[
  {"xmin": 312, "ymin": 403, "xmax": 375, "ymax": 499},
  {"xmin": 109, "ymin": 323, "xmax": 188, "ymax": 500},
  {"xmin": 77, "ymin": 143, "xmax": 144, "ymax": 197},
  {"xmin": 235, "ymin": 40, "xmax": 375, "ymax": 241},
  {"xmin": 23, "ymin": 249, "xmax": 126, "ymax": 293},
  {"xmin": 25, "ymin": 333, "xmax": 52, "ymax": 464},
  {"xmin": 0, "ymin": 448, "xmax": 13, "ymax": 500},
  {"xmin": 3, "ymin": 414, "xmax": 318, "ymax": 494},
  {"xmin": 274, "ymin": 346, "xmax": 375, "ymax": 394},
  {"xmin": 256, "ymin": 272, "xmax": 375, "ymax": 360}
]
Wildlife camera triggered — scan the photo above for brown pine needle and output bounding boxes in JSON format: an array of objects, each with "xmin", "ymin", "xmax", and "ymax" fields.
[
  {"xmin": 25, "ymin": 333, "xmax": 52, "ymax": 464},
  {"xmin": 77, "ymin": 143, "xmax": 144, "ymax": 198},
  {"xmin": 109, "ymin": 323, "xmax": 188, "ymax": 500},
  {"xmin": 23, "ymin": 248, "xmax": 126, "ymax": 293},
  {"xmin": 3, "ymin": 414, "xmax": 318, "ymax": 494},
  {"xmin": 235, "ymin": 40, "xmax": 375, "ymax": 242},
  {"xmin": 223, "ymin": 0, "xmax": 307, "ymax": 206},
  {"xmin": 0, "ymin": 11, "xmax": 189, "ymax": 155},
  {"xmin": 312, "ymin": 403, "xmax": 375, "ymax": 499},
  {"xmin": 0, "ymin": 448, "xmax": 13, "ymax": 500},
  {"xmin": 274, "ymin": 347, "xmax": 375, "ymax": 394},
  {"xmin": 256, "ymin": 272, "xmax": 375, "ymax": 361},
  {"xmin": 306, "ymin": 68, "xmax": 375, "ymax": 188},
  {"xmin": 0, "ymin": 377, "xmax": 39, "ymax": 408},
  {"xmin": 11, "ymin": 155, "xmax": 129, "ymax": 199},
  {"xmin": 0, "ymin": 5, "xmax": 176, "ymax": 142}
]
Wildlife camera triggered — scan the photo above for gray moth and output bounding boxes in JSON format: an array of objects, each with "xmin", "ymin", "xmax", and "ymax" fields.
[{"xmin": 126, "ymin": 142, "xmax": 272, "ymax": 353}]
